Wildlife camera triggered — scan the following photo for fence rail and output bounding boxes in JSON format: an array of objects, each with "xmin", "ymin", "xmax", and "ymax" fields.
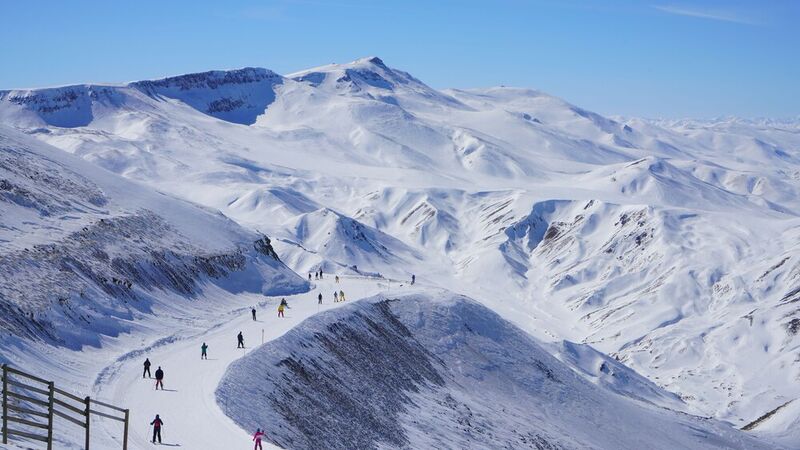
[{"xmin": 1, "ymin": 363, "xmax": 129, "ymax": 450}]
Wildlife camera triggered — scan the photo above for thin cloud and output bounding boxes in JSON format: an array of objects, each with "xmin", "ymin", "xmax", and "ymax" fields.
[{"xmin": 653, "ymin": 4, "xmax": 760, "ymax": 25}]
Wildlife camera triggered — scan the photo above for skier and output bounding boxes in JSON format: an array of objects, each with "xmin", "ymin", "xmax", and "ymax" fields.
[
  {"xmin": 143, "ymin": 358, "xmax": 152, "ymax": 378},
  {"xmin": 335, "ymin": 275, "xmax": 340, "ymax": 284},
  {"xmin": 319, "ymin": 268, "xmax": 324, "ymax": 279},
  {"xmin": 237, "ymin": 332, "xmax": 245, "ymax": 349},
  {"xmin": 318, "ymin": 292, "xmax": 323, "ymax": 305},
  {"xmin": 201, "ymin": 342, "xmax": 208, "ymax": 360},
  {"xmin": 339, "ymin": 290, "xmax": 346, "ymax": 302},
  {"xmin": 278, "ymin": 298, "xmax": 289, "ymax": 318},
  {"xmin": 253, "ymin": 428, "xmax": 265, "ymax": 450},
  {"xmin": 150, "ymin": 414, "xmax": 164, "ymax": 444},
  {"xmin": 308, "ymin": 273, "xmax": 312, "ymax": 282},
  {"xmin": 411, "ymin": 274, "xmax": 416, "ymax": 285},
  {"xmin": 154, "ymin": 366, "xmax": 164, "ymax": 390},
  {"xmin": 333, "ymin": 291, "xmax": 338, "ymax": 302},
  {"xmin": 251, "ymin": 307, "xmax": 257, "ymax": 321}
]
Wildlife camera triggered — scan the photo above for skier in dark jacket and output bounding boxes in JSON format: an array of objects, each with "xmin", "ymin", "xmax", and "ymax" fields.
[
  {"xmin": 150, "ymin": 414, "xmax": 164, "ymax": 443},
  {"xmin": 201, "ymin": 342, "xmax": 208, "ymax": 360},
  {"xmin": 143, "ymin": 358, "xmax": 151, "ymax": 378},
  {"xmin": 154, "ymin": 367, "xmax": 164, "ymax": 390},
  {"xmin": 411, "ymin": 274, "xmax": 416, "ymax": 285},
  {"xmin": 237, "ymin": 331, "xmax": 245, "ymax": 349},
  {"xmin": 251, "ymin": 307, "xmax": 257, "ymax": 321},
  {"xmin": 318, "ymin": 292, "xmax": 323, "ymax": 304}
]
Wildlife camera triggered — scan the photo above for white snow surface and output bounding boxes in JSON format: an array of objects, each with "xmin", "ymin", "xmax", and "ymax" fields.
[{"xmin": 2, "ymin": 56, "xmax": 800, "ymax": 447}]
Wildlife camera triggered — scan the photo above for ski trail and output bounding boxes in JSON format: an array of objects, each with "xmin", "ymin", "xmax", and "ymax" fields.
[{"xmin": 93, "ymin": 275, "xmax": 394, "ymax": 449}]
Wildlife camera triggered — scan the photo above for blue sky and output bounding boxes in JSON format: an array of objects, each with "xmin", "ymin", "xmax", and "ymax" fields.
[{"xmin": 1, "ymin": 0, "xmax": 797, "ymax": 118}]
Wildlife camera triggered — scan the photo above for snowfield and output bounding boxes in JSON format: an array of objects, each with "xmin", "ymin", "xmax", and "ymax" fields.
[{"xmin": 2, "ymin": 56, "xmax": 800, "ymax": 448}]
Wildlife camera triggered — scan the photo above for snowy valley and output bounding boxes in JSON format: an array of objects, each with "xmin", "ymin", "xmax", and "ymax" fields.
[{"xmin": 2, "ymin": 56, "xmax": 800, "ymax": 449}]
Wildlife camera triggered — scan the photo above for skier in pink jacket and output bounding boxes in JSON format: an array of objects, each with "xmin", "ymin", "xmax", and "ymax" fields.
[{"xmin": 253, "ymin": 428, "xmax": 265, "ymax": 450}]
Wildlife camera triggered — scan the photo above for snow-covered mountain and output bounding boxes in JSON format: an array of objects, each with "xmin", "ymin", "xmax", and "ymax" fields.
[
  {"xmin": 218, "ymin": 292, "xmax": 768, "ymax": 449},
  {"xmin": 3, "ymin": 56, "xmax": 800, "ymax": 446},
  {"xmin": 0, "ymin": 124, "xmax": 307, "ymax": 351}
]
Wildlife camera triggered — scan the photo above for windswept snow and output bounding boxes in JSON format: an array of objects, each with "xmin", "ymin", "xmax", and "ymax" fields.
[{"xmin": 218, "ymin": 292, "xmax": 771, "ymax": 449}]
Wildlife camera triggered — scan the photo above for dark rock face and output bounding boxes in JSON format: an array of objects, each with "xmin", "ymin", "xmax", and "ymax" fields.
[
  {"xmin": 131, "ymin": 68, "xmax": 280, "ymax": 92},
  {"xmin": 267, "ymin": 300, "xmax": 445, "ymax": 449}
]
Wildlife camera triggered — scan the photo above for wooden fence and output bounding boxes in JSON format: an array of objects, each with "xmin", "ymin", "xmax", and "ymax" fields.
[{"xmin": 1, "ymin": 364, "xmax": 128, "ymax": 449}]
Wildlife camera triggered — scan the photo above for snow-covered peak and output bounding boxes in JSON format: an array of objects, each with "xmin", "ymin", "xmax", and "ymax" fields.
[
  {"xmin": 287, "ymin": 56, "xmax": 465, "ymax": 109},
  {"xmin": 0, "ymin": 67, "xmax": 287, "ymax": 127}
]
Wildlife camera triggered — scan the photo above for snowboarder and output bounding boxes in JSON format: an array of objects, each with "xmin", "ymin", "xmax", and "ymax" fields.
[
  {"xmin": 150, "ymin": 414, "xmax": 163, "ymax": 444},
  {"xmin": 339, "ymin": 290, "xmax": 346, "ymax": 302},
  {"xmin": 201, "ymin": 342, "xmax": 208, "ymax": 360},
  {"xmin": 318, "ymin": 292, "xmax": 323, "ymax": 304},
  {"xmin": 154, "ymin": 366, "xmax": 164, "ymax": 390},
  {"xmin": 237, "ymin": 331, "xmax": 245, "ymax": 349},
  {"xmin": 335, "ymin": 275, "xmax": 340, "ymax": 284},
  {"xmin": 251, "ymin": 307, "xmax": 257, "ymax": 321},
  {"xmin": 253, "ymin": 428, "xmax": 265, "ymax": 450},
  {"xmin": 411, "ymin": 274, "xmax": 416, "ymax": 285},
  {"xmin": 143, "ymin": 358, "xmax": 151, "ymax": 378}
]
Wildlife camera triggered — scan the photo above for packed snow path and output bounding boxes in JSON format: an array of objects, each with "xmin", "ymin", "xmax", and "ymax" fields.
[{"xmin": 93, "ymin": 275, "xmax": 399, "ymax": 449}]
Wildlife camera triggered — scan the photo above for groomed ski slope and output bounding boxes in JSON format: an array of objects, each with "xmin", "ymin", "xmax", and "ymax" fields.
[{"xmin": 92, "ymin": 275, "xmax": 394, "ymax": 449}]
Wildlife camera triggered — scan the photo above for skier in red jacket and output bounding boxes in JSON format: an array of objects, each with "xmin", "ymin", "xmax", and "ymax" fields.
[
  {"xmin": 150, "ymin": 414, "xmax": 164, "ymax": 444},
  {"xmin": 253, "ymin": 428, "xmax": 266, "ymax": 449}
]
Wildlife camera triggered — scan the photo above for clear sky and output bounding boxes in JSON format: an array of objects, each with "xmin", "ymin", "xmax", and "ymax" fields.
[{"xmin": 1, "ymin": 0, "xmax": 797, "ymax": 118}]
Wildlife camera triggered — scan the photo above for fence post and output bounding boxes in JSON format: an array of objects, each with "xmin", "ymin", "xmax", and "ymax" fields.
[
  {"xmin": 123, "ymin": 409, "xmax": 129, "ymax": 450},
  {"xmin": 84, "ymin": 396, "xmax": 91, "ymax": 450},
  {"xmin": 47, "ymin": 381, "xmax": 55, "ymax": 450},
  {"xmin": 2, "ymin": 364, "xmax": 7, "ymax": 445}
]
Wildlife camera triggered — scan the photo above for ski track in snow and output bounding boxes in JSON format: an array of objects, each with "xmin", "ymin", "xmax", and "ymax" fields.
[{"xmin": 92, "ymin": 275, "xmax": 391, "ymax": 450}]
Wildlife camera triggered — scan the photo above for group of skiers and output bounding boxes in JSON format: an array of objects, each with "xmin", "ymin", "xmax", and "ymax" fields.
[
  {"xmin": 141, "ymin": 270, "xmax": 383, "ymax": 447},
  {"xmin": 333, "ymin": 289, "xmax": 346, "ymax": 302},
  {"xmin": 309, "ymin": 267, "xmax": 325, "ymax": 281},
  {"xmin": 142, "ymin": 358, "xmax": 166, "ymax": 390}
]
